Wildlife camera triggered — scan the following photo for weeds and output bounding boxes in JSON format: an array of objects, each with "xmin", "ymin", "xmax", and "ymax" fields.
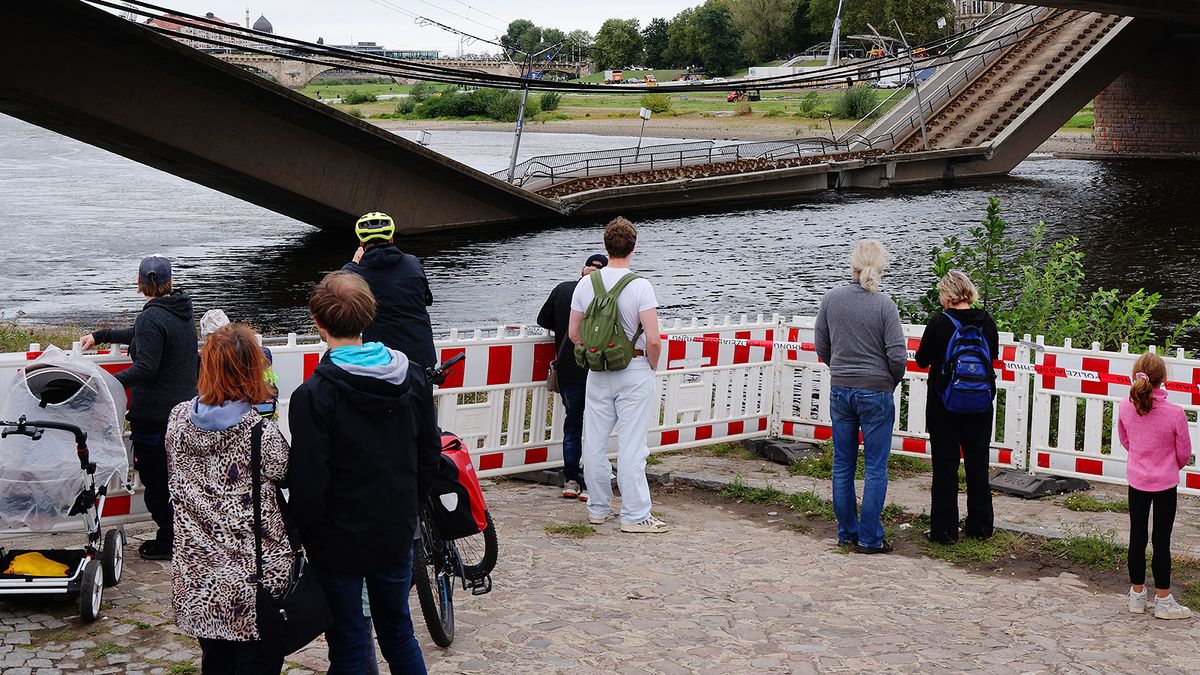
[
  {"xmin": 168, "ymin": 664, "xmax": 200, "ymax": 675},
  {"xmin": 786, "ymin": 491, "xmax": 836, "ymax": 521},
  {"xmin": 720, "ymin": 476, "xmax": 786, "ymax": 504},
  {"xmin": 880, "ymin": 503, "xmax": 909, "ymax": 524},
  {"xmin": 645, "ymin": 454, "xmax": 663, "ymax": 466},
  {"xmin": 788, "ymin": 443, "xmax": 930, "ymax": 480},
  {"xmin": 543, "ymin": 523, "xmax": 596, "ymax": 538},
  {"xmin": 923, "ymin": 531, "xmax": 1027, "ymax": 565},
  {"xmin": 1041, "ymin": 529, "xmax": 1125, "ymax": 569},
  {"xmin": 91, "ymin": 641, "xmax": 132, "ymax": 658},
  {"xmin": 703, "ymin": 443, "xmax": 759, "ymax": 461},
  {"xmin": 1062, "ymin": 493, "xmax": 1129, "ymax": 513}
]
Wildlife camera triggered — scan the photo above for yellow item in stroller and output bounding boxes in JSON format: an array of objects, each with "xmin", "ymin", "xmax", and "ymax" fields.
[{"xmin": 4, "ymin": 551, "xmax": 69, "ymax": 577}]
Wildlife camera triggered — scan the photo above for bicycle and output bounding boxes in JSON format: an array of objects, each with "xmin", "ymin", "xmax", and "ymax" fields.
[{"xmin": 411, "ymin": 353, "xmax": 499, "ymax": 648}]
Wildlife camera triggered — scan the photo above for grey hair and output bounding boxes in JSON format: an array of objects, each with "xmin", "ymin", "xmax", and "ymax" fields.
[{"xmin": 850, "ymin": 240, "xmax": 887, "ymax": 293}]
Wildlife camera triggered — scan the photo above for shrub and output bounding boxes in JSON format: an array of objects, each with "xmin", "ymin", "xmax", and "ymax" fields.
[
  {"xmin": 347, "ymin": 107, "xmax": 364, "ymax": 119},
  {"xmin": 342, "ymin": 90, "xmax": 376, "ymax": 105},
  {"xmin": 539, "ymin": 91, "xmax": 562, "ymax": 112},
  {"xmin": 797, "ymin": 91, "xmax": 820, "ymax": 116},
  {"xmin": 832, "ymin": 87, "xmax": 878, "ymax": 119},
  {"xmin": 734, "ymin": 102, "xmax": 752, "ymax": 116},
  {"xmin": 409, "ymin": 80, "xmax": 435, "ymax": 103},
  {"xmin": 395, "ymin": 97, "xmax": 417, "ymax": 115},
  {"xmin": 640, "ymin": 92, "xmax": 671, "ymax": 114}
]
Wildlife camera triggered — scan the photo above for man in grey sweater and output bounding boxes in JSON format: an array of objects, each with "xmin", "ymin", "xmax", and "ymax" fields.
[{"xmin": 815, "ymin": 240, "xmax": 906, "ymax": 554}]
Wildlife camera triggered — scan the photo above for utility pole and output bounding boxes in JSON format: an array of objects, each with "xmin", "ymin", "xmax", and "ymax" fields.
[
  {"xmin": 827, "ymin": 0, "xmax": 846, "ymax": 67},
  {"xmin": 505, "ymin": 42, "xmax": 562, "ymax": 183},
  {"xmin": 892, "ymin": 19, "xmax": 930, "ymax": 151}
]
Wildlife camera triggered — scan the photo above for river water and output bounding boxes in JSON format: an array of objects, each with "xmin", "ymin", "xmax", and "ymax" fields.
[{"xmin": 1, "ymin": 114, "xmax": 1197, "ymax": 340}]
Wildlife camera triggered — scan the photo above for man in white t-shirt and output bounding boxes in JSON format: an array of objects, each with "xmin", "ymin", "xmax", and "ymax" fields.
[{"xmin": 568, "ymin": 217, "xmax": 668, "ymax": 533}]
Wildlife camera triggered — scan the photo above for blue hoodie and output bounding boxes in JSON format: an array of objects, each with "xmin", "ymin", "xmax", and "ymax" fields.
[{"xmin": 190, "ymin": 399, "xmax": 254, "ymax": 432}]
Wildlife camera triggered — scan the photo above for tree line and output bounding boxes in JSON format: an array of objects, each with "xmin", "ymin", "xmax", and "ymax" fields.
[{"xmin": 502, "ymin": 0, "xmax": 953, "ymax": 77}]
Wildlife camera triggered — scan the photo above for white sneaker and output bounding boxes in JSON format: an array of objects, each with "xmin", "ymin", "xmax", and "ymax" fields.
[
  {"xmin": 1128, "ymin": 587, "xmax": 1149, "ymax": 614},
  {"xmin": 621, "ymin": 515, "xmax": 671, "ymax": 534},
  {"xmin": 1154, "ymin": 594, "xmax": 1193, "ymax": 620},
  {"xmin": 562, "ymin": 480, "xmax": 580, "ymax": 499},
  {"xmin": 587, "ymin": 511, "xmax": 611, "ymax": 525},
  {"xmin": 578, "ymin": 490, "xmax": 589, "ymax": 502}
]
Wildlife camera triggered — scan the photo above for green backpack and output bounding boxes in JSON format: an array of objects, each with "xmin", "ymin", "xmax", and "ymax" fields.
[{"xmin": 574, "ymin": 272, "xmax": 643, "ymax": 372}]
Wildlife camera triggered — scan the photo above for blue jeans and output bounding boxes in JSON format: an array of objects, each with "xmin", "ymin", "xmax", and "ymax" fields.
[
  {"xmin": 312, "ymin": 547, "xmax": 426, "ymax": 675},
  {"xmin": 829, "ymin": 386, "xmax": 896, "ymax": 549},
  {"xmin": 559, "ymin": 381, "xmax": 587, "ymax": 488}
]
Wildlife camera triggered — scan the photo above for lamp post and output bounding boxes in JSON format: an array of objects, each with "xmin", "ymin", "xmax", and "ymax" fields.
[{"xmin": 892, "ymin": 19, "xmax": 930, "ymax": 151}]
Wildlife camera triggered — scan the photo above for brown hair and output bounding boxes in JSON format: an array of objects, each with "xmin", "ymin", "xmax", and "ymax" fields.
[
  {"xmin": 937, "ymin": 269, "xmax": 979, "ymax": 306},
  {"xmin": 603, "ymin": 217, "xmax": 638, "ymax": 258},
  {"xmin": 138, "ymin": 279, "xmax": 172, "ymax": 298},
  {"xmin": 198, "ymin": 324, "xmax": 267, "ymax": 405},
  {"xmin": 1129, "ymin": 352, "xmax": 1166, "ymax": 417},
  {"xmin": 309, "ymin": 271, "xmax": 376, "ymax": 338}
]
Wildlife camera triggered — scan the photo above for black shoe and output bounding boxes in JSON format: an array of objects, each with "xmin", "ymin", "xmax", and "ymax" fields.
[
  {"xmin": 924, "ymin": 530, "xmax": 956, "ymax": 545},
  {"xmin": 964, "ymin": 531, "xmax": 994, "ymax": 541},
  {"xmin": 138, "ymin": 540, "xmax": 172, "ymax": 561},
  {"xmin": 855, "ymin": 540, "xmax": 893, "ymax": 554},
  {"xmin": 837, "ymin": 537, "xmax": 858, "ymax": 547}
]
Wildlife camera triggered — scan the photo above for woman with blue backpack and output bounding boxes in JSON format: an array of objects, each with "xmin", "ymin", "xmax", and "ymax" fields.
[{"xmin": 914, "ymin": 270, "xmax": 999, "ymax": 545}]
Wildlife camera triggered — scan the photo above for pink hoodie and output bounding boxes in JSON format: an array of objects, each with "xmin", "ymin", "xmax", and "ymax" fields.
[{"xmin": 1117, "ymin": 389, "xmax": 1193, "ymax": 492}]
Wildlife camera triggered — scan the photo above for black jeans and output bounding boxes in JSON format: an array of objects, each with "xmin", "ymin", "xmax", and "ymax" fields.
[
  {"xmin": 197, "ymin": 637, "xmax": 284, "ymax": 674},
  {"xmin": 558, "ymin": 381, "xmax": 587, "ymax": 488},
  {"xmin": 1128, "ymin": 485, "xmax": 1177, "ymax": 589},
  {"xmin": 131, "ymin": 423, "xmax": 173, "ymax": 547},
  {"xmin": 928, "ymin": 403, "xmax": 994, "ymax": 543}
]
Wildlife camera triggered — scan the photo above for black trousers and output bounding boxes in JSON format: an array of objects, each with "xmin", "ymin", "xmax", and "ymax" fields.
[
  {"xmin": 928, "ymin": 403, "xmax": 994, "ymax": 542},
  {"xmin": 1128, "ymin": 485, "xmax": 1177, "ymax": 589},
  {"xmin": 197, "ymin": 637, "xmax": 284, "ymax": 674},
  {"xmin": 131, "ymin": 423, "xmax": 173, "ymax": 547}
]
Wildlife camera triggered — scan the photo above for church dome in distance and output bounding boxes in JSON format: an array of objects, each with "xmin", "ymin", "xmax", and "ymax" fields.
[{"xmin": 253, "ymin": 14, "xmax": 273, "ymax": 33}]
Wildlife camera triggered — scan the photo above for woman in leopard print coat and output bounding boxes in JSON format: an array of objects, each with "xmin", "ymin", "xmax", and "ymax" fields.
[{"xmin": 165, "ymin": 324, "xmax": 293, "ymax": 672}]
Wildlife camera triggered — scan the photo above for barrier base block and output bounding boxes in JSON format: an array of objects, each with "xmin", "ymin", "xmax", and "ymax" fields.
[
  {"xmin": 989, "ymin": 470, "xmax": 1090, "ymax": 499},
  {"xmin": 512, "ymin": 469, "xmax": 565, "ymax": 486},
  {"xmin": 750, "ymin": 438, "xmax": 822, "ymax": 466}
]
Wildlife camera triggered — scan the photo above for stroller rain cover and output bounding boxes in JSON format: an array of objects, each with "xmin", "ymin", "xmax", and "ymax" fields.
[{"xmin": 0, "ymin": 347, "xmax": 129, "ymax": 531}]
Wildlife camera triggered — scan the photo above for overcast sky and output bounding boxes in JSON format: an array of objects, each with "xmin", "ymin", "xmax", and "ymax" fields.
[{"xmin": 137, "ymin": 1, "xmax": 701, "ymax": 54}]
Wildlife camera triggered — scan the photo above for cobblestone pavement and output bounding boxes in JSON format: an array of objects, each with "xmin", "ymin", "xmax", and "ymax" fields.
[{"xmin": 3, "ymin": 463, "xmax": 1200, "ymax": 674}]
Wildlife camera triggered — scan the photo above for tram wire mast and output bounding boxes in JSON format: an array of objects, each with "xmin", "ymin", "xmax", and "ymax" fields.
[
  {"xmin": 827, "ymin": 0, "xmax": 846, "ymax": 67},
  {"xmin": 892, "ymin": 19, "xmax": 931, "ymax": 151},
  {"xmin": 504, "ymin": 40, "xmax": 565, "ymax": 184}
]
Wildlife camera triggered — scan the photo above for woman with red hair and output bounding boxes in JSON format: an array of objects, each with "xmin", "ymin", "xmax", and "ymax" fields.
[{"xmin": 165, "ymin": 323, "xmax": 294, "ymax": 671}]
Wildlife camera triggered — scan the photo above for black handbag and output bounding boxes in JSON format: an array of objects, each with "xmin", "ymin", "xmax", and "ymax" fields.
[{"xmin": 251, "ymin": 422, "xmax": 332, "ymax": 656}]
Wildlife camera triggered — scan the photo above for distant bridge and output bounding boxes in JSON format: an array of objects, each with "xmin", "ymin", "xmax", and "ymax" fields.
[{"xmin": 212, "ymin": 53, "xmax": 593, "ymax": 89}]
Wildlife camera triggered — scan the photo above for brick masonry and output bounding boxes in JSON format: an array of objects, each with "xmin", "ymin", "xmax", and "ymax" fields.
[{"xmin": 1094, "ymin": 35, "xmax": 1200, "ymax": 155}]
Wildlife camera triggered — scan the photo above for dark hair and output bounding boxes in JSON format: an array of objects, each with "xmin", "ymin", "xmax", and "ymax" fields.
[
  {"xmin": 603, "ymin": 217, "xmax": 638, "ymax": 258},
  {"xmin": 309, "ymin": 271, "xmax": 376, "ymax": 338},
  {"xmin": 138, "ymin": 279, "xmax": 172, "ymax": 298},
  {"xmin": 1129, "ymin": 352, "xmax": 1166, "ymax": 417},
  {"xmin": 198, "ymin": 324, "xmax": 267, "ymax": 405}
]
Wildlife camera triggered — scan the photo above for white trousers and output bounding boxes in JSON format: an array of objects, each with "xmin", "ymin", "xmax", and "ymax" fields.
[{"xmin": 582, "ymin": 358, "xmax": 657, "ymax": 525}]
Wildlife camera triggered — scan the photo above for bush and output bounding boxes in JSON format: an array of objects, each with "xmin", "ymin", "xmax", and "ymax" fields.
[
  {"xmin": 342, "ymin": 91, "xmax": 376, "ymax": 105},
  {"xmin": 395, "ymin": 97, "xmax": 417, "ymax": 115},
  {"xmin": 832, "ymin": 87, "xmax": 878, "ymax": 119},
  {"xmin": 734, "ymin": 102, "xmax": 752, "ymax": 116},
  {"xmin": 640, "ymin": 92, "xmax": 671, "ymax": 114},
  {"xmin": 409, "ymin": 80, "xmax": 435, "ymax": 103},
  {"xmin": 347, "ymin": 107, "xmax": 364, "ymax": 118},
  {"xmin": 797, "ymin": 91, "xmax": 820, "ymax": 116},
  {"xmin": 413, "ymin": 87, "xmax": 541, "ymax": 122},
  {"xmin": 539, "ymin": 91, "xmax": 562, "ymax": 112}
]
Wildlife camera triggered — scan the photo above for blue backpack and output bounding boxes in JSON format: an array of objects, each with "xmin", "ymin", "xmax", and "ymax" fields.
[{"xmin": 939, "ymin": 313, "xmax": 994, "ymax": 414}]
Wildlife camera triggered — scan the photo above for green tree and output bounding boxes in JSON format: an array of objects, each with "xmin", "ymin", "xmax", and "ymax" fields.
[
  {"xmin": 542, "ymin": 28, "xmax": 566, "ymax": 51},
  {"xmin": 592, "ymin": 18, "xmax": 643, "ymax": 69},
  {"xmin": 501, "ymin": 19, "xmax": 542, "ymax": 54},
  {"xmin": 695, "ymin": 1, "xmax": 745, "ymax": 77},
  {"xmin": 565, "ymin": 29, "xmax": 593, "ymax": 61},
  {"xmin": 642, "ymin": 18, "xmax": 671, "ymax": 68},
  {"xmin": 666, "ymin": 9, "xmax": 702, "ymax": 67},
  {"xmin": 789, "ymin": 0, "xmax": 821, "ymax": 52},
  {"xmin": 808, "ymin": 0, "xmax": 886, "ymax": 47},
  {"xmin": 730, "ymin": 0, "xmax": 794, "ymax": 64},
  {"xmin": 886, "ymin": 0, "xmax": 954, "ymax": 45}
]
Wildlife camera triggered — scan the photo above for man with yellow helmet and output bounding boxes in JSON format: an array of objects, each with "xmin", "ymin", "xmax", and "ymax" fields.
[{"xmin": 343, "ymin": 212, "xmax": 437, "ymax": 368}]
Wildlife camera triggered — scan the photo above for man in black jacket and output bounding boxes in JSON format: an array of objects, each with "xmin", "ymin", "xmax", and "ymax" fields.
[
  {"xmin": 341, "ymin": 212, "xmax": 437, "ymax": 369},
  {"xmin": 289, "ymin": 271, "xmax": 438, "ymax": 675},
  {"xmin": 81, "ymin": 255, "xmax": 198, "ymax": 560},
  {"xmin": 537, "ymin": 254, "xmax": 607, "ymax": 501}
]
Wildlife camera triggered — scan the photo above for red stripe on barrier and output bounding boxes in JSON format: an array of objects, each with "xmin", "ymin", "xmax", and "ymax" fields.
[
  {"xmin": 25, "ymin": 351, "xmax": 42, "ymax": 360},
  {"xmin": 787, "ymin": 327, "xmax": 800, "ymax": 361},
  {"xmin": 733, "ymin": 331, "xmax": 751, "ymax": 365},
  {"xmin": 814, "ymin": 426, "xmax": 832, "ymax": 441},
  {"xmin": 302, "ymin": 353, "xmax": 320, "ymax": 381},
  {"xmin": 1080, "ymin": 358, "xmax": 1109, "ymax": 396},
  {"xmin": 763, "ymin": 329, "xmax": 774, "ymax": 362},
  {"xmin": 902, "ymin": 438, "xmax": 926, "ymax": 454},
  {"xmin": 1041, "ymin": 354, "xmax": 1058, "ymax": 391},
  {"xmin": 524, "ymin": 447, "xmax": 548, "ymax": 465},
  {"xmin": 998, "ymin": 449, "xmax": 1012, "ymax": 465},
  {"xmin": 667, "ymin": 337, "xmax": 687, "ymax": 371},
  {"xmin": 728, "ymin": 420, "xmax": 744, "ymax": 436},
  {"xmin": 478, "ymin": 453, "xmax": 503, "ymax": 471},
  {"xmin": 695, "ymin": 425, "xmax": 713, "ymax": 442},
  {"xmin": 1187, "ymin": 473, "xmax": 1200, "ymax": 490},
  {"xmin": 782, "ymin": 421, "xmax": 795, "ymax": 437},
  {"xmin": 1001, "ymin": 345, "xmax": 1016, "ymax": 382},
  {"xmin": 702, "ymin": 333, "xmax": 720, "ymax": 367},
  {"xmin": 487, "ymin": 345, "xmax": 513, "ymax": 386},
  {"xmin": 532, "ymin": 342, "xmax": 555, "ymax": 382},
  {"xmin": 1192, "ymin": 369, "xmax": 1200, "ymax": 408},
  {"xmin": 758, "ymin": 417, "xmax": 768, "ymax": 432},
  {"xmin": 660, "ymin": 430, "xmax": 679, "ymax": 446},
  {"xmin": 1037, "ymin": 452, "xmax": 1050, "ymax": 468},
  {"xmin": 439, "ymin": 348, "xmax": 466, "ymax": 389},
  {"xmin": 1076, "ymin": 458, "xmax": 1104, "ymax": 476},
  {"xmin": 100, "ymin": 363, "xmax": 130, "ymax": 376},
  {"xmin": 906, "ymin": 338, "xmax": 926, "ymax": 373},
  {"xmin": 100, "ymin": 494, "xmax": 130, "ymax": 517}
]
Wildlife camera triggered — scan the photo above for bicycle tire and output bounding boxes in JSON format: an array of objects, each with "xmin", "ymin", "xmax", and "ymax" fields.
[
  {"xmin": 412, "ymin": 541, "xmax": 455, "ymax": 648},
  {"xmin": 458, "ymin": 511, "xmax": 498, "ymax": 581}
]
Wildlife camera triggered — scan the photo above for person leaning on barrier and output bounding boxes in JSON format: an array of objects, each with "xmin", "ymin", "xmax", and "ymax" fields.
[
  {"xmin": 80, "ymin": 255, "xmax": 198, "ymax": 561},
  {"xmin": 814, "ymin": 240, "xmax": 906, "ymax": 554},
  {"xmin": 342, "ymin": 211, "xmax": 437, "ymax": 369},
  {"xmin": 537, "ymin": 253, "xmax": 608, "ymax": 503},
  {"xmin": 913, "ymin": 270, "xmax": 999, "ymax": 545}
]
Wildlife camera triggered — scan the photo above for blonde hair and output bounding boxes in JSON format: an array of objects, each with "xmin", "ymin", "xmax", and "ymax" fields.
[
  {"xmin": 850, "ymin": 240, "xmax": 887, "ymax": 293},
  {"xmin": 1129, "ymin": 352, "xmax": 1166, "ymax": 417},
  {"xmin": 938, "ymin": 269, "xmax": 979, "ymax": 306}
]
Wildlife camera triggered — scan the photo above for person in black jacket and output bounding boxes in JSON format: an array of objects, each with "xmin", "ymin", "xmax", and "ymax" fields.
[
  {"xmin": 914, "ymin": 270, "xmax": 1000, "ymax": 545},
  {"xmin": 537, "ymin": 254, "xmax": 608, "ymax": 501},
  {"xmin": 341, "ymin": 211, "xmax": 437, "ymax": 369},
  {"xmin": 80, "ymin": 255, "xmax": 198, "ymax": 560},
  {"xmin": 289, "ymin": 271, "xmax": 438, "ymax": 675}
]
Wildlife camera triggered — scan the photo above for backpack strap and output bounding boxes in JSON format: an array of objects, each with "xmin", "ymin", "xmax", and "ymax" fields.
[
  {"xmin": 590, "ymin": 269, "xmax": 606, "ymax": 298},
  {"xmin": 607, "ymin": 274, "xmax": 644, "ymax": 344}
]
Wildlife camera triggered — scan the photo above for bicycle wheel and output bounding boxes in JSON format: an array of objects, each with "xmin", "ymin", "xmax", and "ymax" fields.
[
  {"xmin": 457, "ymin": 511, "xmax": 498, "ymax": 581},
  {"xmin": 412, "ymin": 541, "xmax": 455, "ymax": 648}
]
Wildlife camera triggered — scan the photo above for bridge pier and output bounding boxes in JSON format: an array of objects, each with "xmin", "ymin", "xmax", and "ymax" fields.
[{"xmin": 1094, "ymin": 34, "xmax": 1200, "ymax": 156}]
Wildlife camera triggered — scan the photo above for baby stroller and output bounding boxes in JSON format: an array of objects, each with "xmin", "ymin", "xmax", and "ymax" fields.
[{"xmin": 0, "ymin": 347, "xmax": 130, "ymax": 622}]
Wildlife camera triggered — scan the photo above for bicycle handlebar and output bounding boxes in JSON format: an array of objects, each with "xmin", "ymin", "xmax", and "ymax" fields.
[{"xmin": 426, "ymin": 352, "xmax": 465, "ymax": 386}]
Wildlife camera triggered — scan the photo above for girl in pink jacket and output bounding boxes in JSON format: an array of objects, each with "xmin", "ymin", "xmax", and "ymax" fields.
[{"xmin": 1117, "ymin": 352, "xmax": 1193, "ymax": 620}]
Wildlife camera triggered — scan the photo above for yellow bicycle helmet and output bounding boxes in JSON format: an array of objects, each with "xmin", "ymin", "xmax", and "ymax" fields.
[{"xmin": 355, "ymin": 212, "xmax": 396, "ymax": 243}]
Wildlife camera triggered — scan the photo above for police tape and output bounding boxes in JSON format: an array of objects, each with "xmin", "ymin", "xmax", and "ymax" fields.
[{"xmin": 662, "ymin": 334, "xmax": 1200, "ymax": 394}]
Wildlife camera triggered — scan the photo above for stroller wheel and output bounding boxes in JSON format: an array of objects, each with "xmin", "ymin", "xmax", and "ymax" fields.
[
  {"xmin": 79, "ymin": 558, "xmax": 104, "ymax": 623},
  {"xmin": 103, "ymin": 527, "xmax": 124, "ymax": 587}
]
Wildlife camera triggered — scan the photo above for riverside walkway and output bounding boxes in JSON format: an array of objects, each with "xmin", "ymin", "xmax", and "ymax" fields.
[{"xmin": 2, "ymin": 450, "xmax": 1198, "ymax": 674}]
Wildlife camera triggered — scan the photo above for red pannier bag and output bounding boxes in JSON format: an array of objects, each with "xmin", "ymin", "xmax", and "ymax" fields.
[{"xmin": 429, "ymin": 432, "xmax": 489, "ymax": 540}]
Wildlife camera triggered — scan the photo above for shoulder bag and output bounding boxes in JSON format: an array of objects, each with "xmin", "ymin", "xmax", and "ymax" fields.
[{"xmin": 251, "ymin": 422, "xmax": 332, "ymax": 655}]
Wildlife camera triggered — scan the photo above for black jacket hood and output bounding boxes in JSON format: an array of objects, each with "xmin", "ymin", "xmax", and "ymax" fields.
[
  {"xmin": 313, "ymin": 353, "xmax": 413, "ymax": 407},
  {"xmin": 360, "ymin": 245, "xmax": 406, "ymax": 270},
  {"xmin": 944, "ymin": 308, "xmax": 990, "ymax": 324},
  {"xmin": 145, "ymin": 291, "xmax": 194, "ymax": 321}
]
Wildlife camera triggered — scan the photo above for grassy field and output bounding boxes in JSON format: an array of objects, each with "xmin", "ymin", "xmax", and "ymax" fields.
[
  {"xmin": 1064, "ymin": 100, "xmax": 1096, "ymax": 129},
  {"xmin": 297, "ymin": 82, "xmax": 414, "ymax": 99}
]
